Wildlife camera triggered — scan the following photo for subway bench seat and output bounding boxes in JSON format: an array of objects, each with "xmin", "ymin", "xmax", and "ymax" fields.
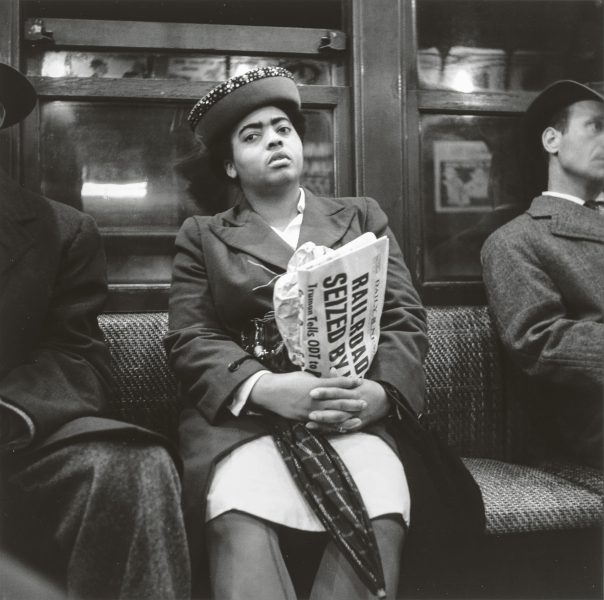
[{"xmin": 99, "ymin": 307, "xmax": 603, "ymax": 599}]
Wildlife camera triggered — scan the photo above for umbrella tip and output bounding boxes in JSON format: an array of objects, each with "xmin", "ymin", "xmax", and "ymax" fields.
[{"xmin": 377, "ymin": 588, "xmax": 387, "ymax": 599}]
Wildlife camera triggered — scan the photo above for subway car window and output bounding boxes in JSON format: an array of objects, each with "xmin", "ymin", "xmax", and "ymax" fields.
[
  {"xmin": 420, "ymin": 113, "xmax": 526, "ymax": 282},
  {"xmin": 408, "ymin": 0, "xmax": 603, "ymax": 303},
  {"xmin": 17, "ymin": 0, "xmax": 348, "ymax": 309},
  {"xmin": 4, "ymin": 0, "xmax": 601, "ymax": 307},
  {"xmin": 26, "ymin": 51, "xmax": 334, "ymax": 84},
  {"xmin": 417, "ymin": 0, "xmax": 603, "ymax": 92}
]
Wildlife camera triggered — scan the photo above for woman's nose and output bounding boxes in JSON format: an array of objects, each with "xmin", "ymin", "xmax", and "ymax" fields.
[{"xmin": 266, "ymin": 132, "xmax": 283, "ymax": 148}]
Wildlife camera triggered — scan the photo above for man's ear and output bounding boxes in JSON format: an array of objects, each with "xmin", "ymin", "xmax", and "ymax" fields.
[
  {"xmin": 542, "ymin": 126, "xmax": 561, "ymax": 155},
  {"xmin": 224, "ymin": 160, "xmax": 237, "ymax": 180}
]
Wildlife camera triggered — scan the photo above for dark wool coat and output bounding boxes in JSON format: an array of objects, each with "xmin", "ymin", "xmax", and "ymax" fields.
[
  {"xmin": 0, "ymin": 172, "xmax": 170, "ymax": 458},
  {"xmin": 166, "ymin": 191, "xmax": 485, "ymax": 592},
  {"xmin": 481, "ymin": 195, "xmax": 604, "ymax": 467}
]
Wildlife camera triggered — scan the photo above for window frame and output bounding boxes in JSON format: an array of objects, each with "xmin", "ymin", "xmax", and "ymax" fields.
[{"xmin": 18, "ymin": 12, "xmax": 352, "ymax": 310}]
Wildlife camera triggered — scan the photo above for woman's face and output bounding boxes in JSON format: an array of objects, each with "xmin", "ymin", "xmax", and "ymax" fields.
[{"xmin": 225, "ymin": 105, "xmax": 304, "ymax": 193}]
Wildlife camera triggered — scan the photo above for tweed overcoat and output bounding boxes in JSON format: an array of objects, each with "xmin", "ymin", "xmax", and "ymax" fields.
[
  {"xmin": 481, "ymin": 195, "xmax": 604, "ymax": 466},
  {"xmin": 0, "ymin": 171, "xmax": 171, "ymax": 458},
  {"xmin": 164, "ymin": 191, "xmax": 434, "ymax": 572}
]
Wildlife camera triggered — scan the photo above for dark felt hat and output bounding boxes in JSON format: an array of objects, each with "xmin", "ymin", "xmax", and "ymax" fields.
[
  {"xmin": 188, "ymin": 66, "xmax": 300, "ymax": 147},
  {"xmin": 525, "ymin": 80, "xmax": 604, "ymax": 150},
  {"xmin": 0, "ymin": 62, "xmax": 37, "ymax": 129}
]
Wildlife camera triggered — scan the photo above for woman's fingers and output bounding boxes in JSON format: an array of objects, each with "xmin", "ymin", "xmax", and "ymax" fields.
[
  {"xmin": 311, "ymin": 398, "xmax": 366, "ymax": 413},
  {"xmin": 308, "ymin": 409, "xmax": 358, "ymax": 424},
  {"xmin": 310, "ymin": 385, "xmax": 362, "ymax": 401},
  {"xmin": 306, "ymin": 416, "xmax": 362, "ymax": 432},
  {"xmin": 313, "ymin": 376, "xmax": 362, "ymax": 390}
]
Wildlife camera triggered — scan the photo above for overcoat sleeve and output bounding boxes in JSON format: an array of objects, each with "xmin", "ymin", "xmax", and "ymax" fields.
[
  {"xmin": 362, "ymin": 198, "xmax": 429, "ymax": 413},
  {"xmin": 0, "ymin": 214, "xmax": 114, "ymax": 441},
  {"xmin": 164, "ymin": 217, "xmax": 267, "ymax": 424},
  {"xmin": 481, "ymin": 231, "xmax": 604, "ymax": 394}
]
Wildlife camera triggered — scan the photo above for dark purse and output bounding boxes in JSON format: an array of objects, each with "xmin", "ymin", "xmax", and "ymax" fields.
[
  {"xmin": 239, "ymin": 311, "xmax": 298, "ymax": 373},
  {"xmin": 380, "ymin": 381, "xmax": 486, "ymax": 538}
]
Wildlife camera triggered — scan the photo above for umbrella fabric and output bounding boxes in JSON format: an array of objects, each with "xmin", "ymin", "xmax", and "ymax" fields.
[{"xmin": 270, "ymin": 417, "xmax": 387, "ymax": 599}]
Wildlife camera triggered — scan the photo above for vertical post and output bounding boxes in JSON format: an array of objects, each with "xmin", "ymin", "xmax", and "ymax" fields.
[
  {"xmin": 0, "ymin": 0, "xmax": 21, "ymax": 179},
  {"xmin": 351, "ymin": 0, "xmax": 407, "ymax": 252}
]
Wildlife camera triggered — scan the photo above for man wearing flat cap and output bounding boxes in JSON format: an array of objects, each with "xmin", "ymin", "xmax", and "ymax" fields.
[
  {"xmin": 0, "ymin": 62, "xmax": 190, "ymax": 598},
  {"xmin": 481, "ymin": 80, "xmax": 604, "ymax": 469}
]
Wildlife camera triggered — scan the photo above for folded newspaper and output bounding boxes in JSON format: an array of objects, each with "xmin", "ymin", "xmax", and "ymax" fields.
[{"xmin": 273, "ymin": 232, "xmax": 389, "ymax": 378}]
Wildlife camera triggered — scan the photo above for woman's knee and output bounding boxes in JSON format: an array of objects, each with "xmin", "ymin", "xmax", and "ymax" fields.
[{"xmin": 206, "ymin": 511, "xmax": 280, "ymax": 555}]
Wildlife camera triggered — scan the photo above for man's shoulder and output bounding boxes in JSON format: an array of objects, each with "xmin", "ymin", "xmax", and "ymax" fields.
[
  {"xmin": 45, "ymin": 196, "xmax": 94, "ymax": 225},
  {"xmin": 1, "ymin": 173, "xmax": 95, "ymax": 232},
  {"xmin": 483, "ymin": 212, "xmax": 534, "ymax": 251}
]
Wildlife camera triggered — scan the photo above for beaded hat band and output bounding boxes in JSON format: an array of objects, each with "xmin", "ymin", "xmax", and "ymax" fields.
[{"xmin": 188, "ymin": 66, "xmax": 301, "ymax": 146}]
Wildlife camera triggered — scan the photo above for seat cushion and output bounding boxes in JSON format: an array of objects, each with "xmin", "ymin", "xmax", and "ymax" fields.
[
  {"xmin": 426, "ymin": 307, "xmax": 506, "ymax": 459},
  {"xmin": 464, "ymin": 458, "xmax": 603, "ymax": 535}
]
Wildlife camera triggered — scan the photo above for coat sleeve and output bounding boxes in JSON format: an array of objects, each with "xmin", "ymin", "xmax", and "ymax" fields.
[
  {"xmin": 0, "ymin": 214, "xmax": 114, "ymax": 442},
  {"xmin": 164, "ymin": 218, "xmax": 267, "ymax": 424},
  {"xmin": 362, "ymin": 198, "xmax": 429, "ymax": 413},
  {"xmin": 481, "ymin": 230, "xmax": 604, "ymax": 394}
]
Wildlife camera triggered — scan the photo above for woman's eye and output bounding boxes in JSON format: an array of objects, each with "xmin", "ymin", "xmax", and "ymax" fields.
[
  {"xmin": 244, "ymin": 133, "xmax": 259, "ymax": 142},
  {"xmin": 278, "ymin": 126, "xmax": 291, "ymax": 134},
  {"xmin": 587, "ymin": 120, "xmax": 603, "ymax": 134}
]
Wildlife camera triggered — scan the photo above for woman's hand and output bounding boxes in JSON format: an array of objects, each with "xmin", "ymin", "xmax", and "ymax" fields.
[
  {"xmin": 248, "ymin": 371, "xmax": 366, "ymax": 422},
  {"xmin": 305, "ymin": 378, "xmax": 390, "ymax": 434}
]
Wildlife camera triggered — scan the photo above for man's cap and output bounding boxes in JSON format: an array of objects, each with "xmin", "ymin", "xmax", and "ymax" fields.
[
  {"xmin": 188, "ymin": 66, "xmax": 301, "ymax": 147},
  {"xmin": 525, "ymin": 79, "xmax": 604, "ymax": 148},
  {"xmin": 0, "ymin": 62, "xmax": 37, "ymax": 129}
]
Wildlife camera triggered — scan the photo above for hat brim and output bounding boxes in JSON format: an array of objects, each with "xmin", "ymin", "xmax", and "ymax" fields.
[
  {"xmin": 194, "ymin": 76, "xmax": 300, "ymax": 147},
  {"xmin": 525, "ymin": 80, "xmax": 604, "ymax": 150},
  {"xmin": 0, "ymin": 63, "xmax": 37, "ymax": 130}
]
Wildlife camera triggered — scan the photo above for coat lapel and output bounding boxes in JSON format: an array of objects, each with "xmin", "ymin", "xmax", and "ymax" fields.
[
  {"xmin": 297, "ymin": 190, "xmax": 356, "ymax": 249},
  {"xmin": 208, "ymin": 198, "xmax": 295, "ymax": 271},
  {"xmin": 208, "ymin": 189, "xmax": 358, "ymax": 272},
  {"xmin": 528, "ymin": 195, "xmax": 604, "ymax": 244}
]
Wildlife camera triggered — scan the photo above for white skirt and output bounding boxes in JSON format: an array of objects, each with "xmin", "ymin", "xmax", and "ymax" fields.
[{"xmin": 205, "ymin": 432, "xmax": 410, "ymax": 530}]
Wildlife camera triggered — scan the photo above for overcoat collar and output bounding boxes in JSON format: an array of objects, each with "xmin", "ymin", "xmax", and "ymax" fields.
[
  {"xmin": 208, "ymin": 189, "xmax": 356, "ymax": 271},
  {"xmin": 0, "ymin": 170, "xmax": 38, "ymax": 278},
  {"xmin": 527, "ymin": 195, "xmax": 604, "ymax": 244}
]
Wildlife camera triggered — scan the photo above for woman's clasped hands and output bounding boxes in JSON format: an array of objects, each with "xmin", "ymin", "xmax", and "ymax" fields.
[{"xmin": 248, "ymin": 369, "xmax": 390, "ymax": 434}]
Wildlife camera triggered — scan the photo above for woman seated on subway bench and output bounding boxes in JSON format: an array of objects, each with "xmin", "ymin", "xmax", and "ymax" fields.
[{"xmin": 165, "ymin": 66, "xmax": 482, "ymax": 600}]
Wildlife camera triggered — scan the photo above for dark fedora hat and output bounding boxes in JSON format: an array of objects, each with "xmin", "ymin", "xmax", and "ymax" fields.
[
  {"xmin": 0, "ymin": 62, "xmax": 37, "ymax": 129},
  {"xmin": 188, "ymin": 66, "xmax": 301, "ymax": 147},
  {"xmin": 525, "ymin": 80, "xmax": 604, "ymax": 150}
]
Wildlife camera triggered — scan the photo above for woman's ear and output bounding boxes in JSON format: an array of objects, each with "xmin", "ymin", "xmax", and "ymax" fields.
[
  {"xmin": 542, "ymin": 126, "xmax": 561, "ymax": 155},
  {"xmin": 224, "ymin": 160, "xmax": 237, "ymax": 180}
]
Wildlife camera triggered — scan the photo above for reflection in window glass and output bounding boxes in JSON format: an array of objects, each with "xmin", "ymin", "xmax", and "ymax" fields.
[
  {"xmin": 39, "ymin": 101, "xmax": 335, "ymax": 284},
  {"xmin": 417, "ymin": 0, "xmax": 603, "ymax": 91},
  {"xmin": 40, "ymin": 101, "xmax": 199, "ymax": 229},
  {"xmin": 302, "ymin": 110, "xmax": 335, "ymax": 196},
  {"xmin": 421, "ymin": 114, "xmax": 527, "ymax": 281},
  {"xmin": 26, "ymin": 50, "xmax": 333, "ymax": 84},
  {"xmin": 230, "ymin": 56, "xmax": 331, "ymax": 85}
]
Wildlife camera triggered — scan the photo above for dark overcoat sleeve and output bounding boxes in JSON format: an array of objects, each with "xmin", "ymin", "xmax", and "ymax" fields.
[
  {"xmin": 164, "ymin": 217, "xmax": 268, "ymax": 424},
  {"xmin": 0, "ymin": 211, "xmax": 114, "ymax": 441},
  {"xmin": 481, "ymin": 226, "xmax": 604, "ymax": 395}
]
